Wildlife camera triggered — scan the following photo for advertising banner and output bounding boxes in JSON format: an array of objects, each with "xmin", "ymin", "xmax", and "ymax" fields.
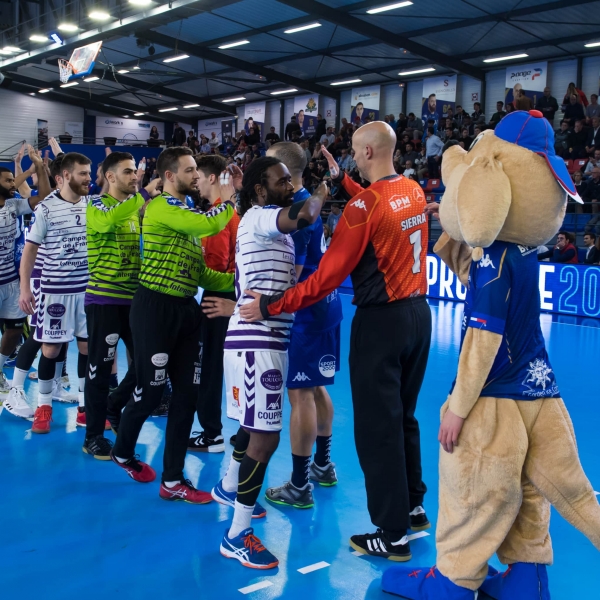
[
  {"xmin": 350, "ymin": 85, "xmax": 380, "ymax": 123},
  {"xmin": 421, "ymin": 75, "xmax": 457, "ymax": 127},
  {"xmin": 244, "ymin": 102, "xmax": 266, "ymax": 141},
  {"xmin": 197, "ymin": 117, "xmax": 224, "ymax": 143},
  {"xmin": 294, "ymin": 94, "xmax": 319, "ymax": 137},
  {"xmin": 505, "ymin": 61, "xmax": 547, "ymax": 107},
  {"xmin": 95, "ymin": 117, "xmax": 167, "ymax": 145},
  {"xmin": 37, "ymin": 119, "xmax": 48, "ymax": 149},
  {"xmin": 65, "ymin": 121, "xmax": 84, "ymax": 144}
]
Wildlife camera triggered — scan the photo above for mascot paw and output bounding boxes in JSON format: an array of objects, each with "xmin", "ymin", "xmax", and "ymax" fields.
[
  {"xmin": 381, "ymin": 565, "xmax": 477, "ymax": 599},
  {"xmin": 479, "ymin": 563, "xmax": 550, "ymax": 600}
]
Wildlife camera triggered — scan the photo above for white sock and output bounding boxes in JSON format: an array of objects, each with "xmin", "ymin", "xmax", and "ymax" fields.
[
  {"xmin": 115, "ymin": 455, "xmax": 128, "ymax": 464},
  {"xmin": 54, "ymin": 360, "xmax": 64, "ymax": 380},
  {"xmin": 163, "ymin": 480, "xmax": 180, "ymax": 489},
  {"xmin": 38, "ymin": 379, "xmax": 53, "ymax": 407},
  {"xmin": 229, "ymin": 500, "xmax": 254, "ymax": 539},
  {"xmin": 0, "ymin": 352, "xmax": 10, "ymax": 369},
  {"xmin": 78, "ymin": 377, "xmax": 85, "ymax": 407},
  {"xmin": 11, "ymin": 367, "xmax": 28, "ymax": 389},
  {"xmin": 222, "ymin": 457, "xmax": 241, "ymax": 493}
]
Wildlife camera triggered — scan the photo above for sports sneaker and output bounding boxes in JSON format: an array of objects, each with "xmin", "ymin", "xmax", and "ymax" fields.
[
  {"xmin": 349, "ymin": 529, "xmax": 412, "ymax": 562},
  {"xmin": 188, "ymin": 431, "xmax": 225, "ymax": 453},
  {"xmin": 52, "ymin": 379, "xmax": 78, "ymax": 403},
  {"xmin": 31, "ymin": 405, "xmax": 53, "ymax": 434},
  {"xmin": 3, "ymin": 387, "xmax": 34, "ymax": 419},
  {"xmin": 309, "ymin": 461, "xmax": 338, "ymax": 486},
  {"xmin": 409, "ymin": 506, "xmax": 431, "ymax": 532},
  {"xmin": 220, "ymin": 527, "xmax": 279, "ymax": 569},
  {"xmin": 61, "ymin": 374, "xmax": 70, "ymax": 389},
  {"xmin": 83, "ymin": 435, "xmax": 114, "ymax": 460},
  {"xmin": 76, "ymin": 407, "xmax": 86, "ymax": 427},
  {"xmin": 110, "ymin": 451, "xmax": 156, "ymax": 483},
  {"xmin": 265, "ymin": 478, "xmax": 314, "ymax": 509},
  {"xmin": 0, "ymin": 372, "xmax": 10, "ymax": 394},
  {"xmin": 159, "ymin": 479, "xmax": 213, "ymax": 504},
  {"xmin": 211, "ymin": 479, "xmax": 267, "ymax": 518}
]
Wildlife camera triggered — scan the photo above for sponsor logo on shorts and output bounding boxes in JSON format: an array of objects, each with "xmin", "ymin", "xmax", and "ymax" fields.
[
  {"xmin": 193, "ymin": 366, "xmax": 201, "ymax": 385},
  {"xmin": 155, "ymin": 369, "xmax": 165, "ymax": 382},
  {"xmin": 318, "ymin": 355, "xmax": 336, "ymax": 378},
  {"xmin": 151, "ymin": 353, "xmax": 168, "ymax": 367},
  {"xmin": 105, "ymin": 333, "xmax": 119, "ymax": 345},
  {"xmin": 49, "ymin": 318, "xmax": 62, "ymax": 331},
  {"xmin": 258, "ymin": 394, "xmax": 283, "ymax": 425},
  {"xmin": 292, "ymin": 372, "xmax": 311, "ymax": 382},
  {"xmin": 104, "ymin": 346, "xmax": 116, "ymax": 362},
  {"xmin": 266, "ymin": 393, "xmax": 282, "ymax": 411},
  {"xmin": 233, "ymin": 386, "xmax": 240, "ymax": 405},
  {"xmin": 47, "ymin": 303, "xmax": 66, "ymax": 318},
  {"xmin": 260, "ymin": 369, "xmax": 283, "ymax": 391}
]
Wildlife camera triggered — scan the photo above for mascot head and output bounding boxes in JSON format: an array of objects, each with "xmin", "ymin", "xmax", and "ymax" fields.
[{"xmin": 439, "ymin": 110, "xmax": 582, "ymax": 251}]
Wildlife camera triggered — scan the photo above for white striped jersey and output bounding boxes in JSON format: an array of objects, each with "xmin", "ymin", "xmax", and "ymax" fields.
[
  {"xmin": 27, "ymin": 193, "xmax": 89, "ymax": 295},
  {"xmin": 0, "ymin": 196, "xmax": 33, "ymax": 285},
  {"xmin": 26, "ymin": 190, "xmax": 60, "ymax": 279},
  {"xmin": 224, "ymin": 205, "xmax": 296, "ymax": 353}
]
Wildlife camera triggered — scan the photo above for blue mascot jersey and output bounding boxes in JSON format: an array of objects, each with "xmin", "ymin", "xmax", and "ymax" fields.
[{"xmin": 451, "ymin": 240, "xmax": 560, "ymax": 400}]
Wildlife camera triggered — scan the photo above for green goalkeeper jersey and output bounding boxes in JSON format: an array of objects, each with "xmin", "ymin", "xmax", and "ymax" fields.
[{"xmin": 139, "ymin": 193, "xmax": 234, "ymax": 298}]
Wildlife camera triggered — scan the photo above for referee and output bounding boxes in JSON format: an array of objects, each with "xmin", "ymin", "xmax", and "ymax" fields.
[{"xmin": 241, "ymin": 121, "xmax": 431, "ymax": 562}]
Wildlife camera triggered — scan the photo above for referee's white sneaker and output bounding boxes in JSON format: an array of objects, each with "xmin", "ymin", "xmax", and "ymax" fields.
[
  {"xmin": 3, "ymin": 387, "xmax": 34, "ymax": 420},
  {"xmin": 52, "ymin": 378, "xmax": 78, "ymax": 403}
]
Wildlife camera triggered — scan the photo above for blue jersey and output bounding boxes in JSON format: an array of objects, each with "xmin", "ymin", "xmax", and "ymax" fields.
[
  {"xmin": 290, "ymin": 188, "xmax": 342, "ymax": 333},
  {"xmin": 451, "ymin": 241, "xmax": 560, "ymax": 401}
]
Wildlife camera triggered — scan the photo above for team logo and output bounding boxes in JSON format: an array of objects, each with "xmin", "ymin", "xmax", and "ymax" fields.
[
  {"xmin": 151, "ymin": 353, "xmax": 168, "ymax": 367},
  {"xmin": 352, "ymin": 199, "xmax": 367, "ymax": 211},
  {"xmin": 47, "ymin": 303, "xmax": 66, "ymax": 318},
  {"xmin": 167, "ymin": 197, "xmax": 183, "ymax": 206},
  {"xmin": 232, "ymin": 386, "xmax": 240, "ymax": 405},
  {"xmin": 266, "ymin": 394, "xmax": 282, "ymax": 411},
  {"xmin": 292, "ymin": 372, "xmax": 311, "ymax": 382},
  {"xmin": 260, "ymin": 369, "xmax": 283, "ymax": 391},
  {"xmin": 318, "ymin": 355, "xmax": 336, "ymax": 378},
  {"xmin": 105, "ymin": 333, "xmax": 119, "ymax": 345},
  {"xmin": 479, "ymin": 254, "xmax": 496, "ymax": 269},
  {"xmin": 524, "ymin": 359, "xmax": 552, "ymax": 391},
  {"xmin": 49, "ymin": 318, "xmax": 62, "ymax": 331},
  {"xmin": 155, "ymin": 369, "xmax": 166, "ymax": 382},
  {"xmin": 133, "ymin": 386, "xmax": 143, "ymax": 402}
]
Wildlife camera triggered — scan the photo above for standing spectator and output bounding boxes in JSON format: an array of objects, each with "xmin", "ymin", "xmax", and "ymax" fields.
[
  {"xmin": 265, "ymin": 126, "xmax": 280, "ymax": 146},
  {"xmin": 186, "ymin": 130, "xmax": 197, "ymax": 148},
  {"xmin": 471, "ymin": 102, "xmax": 484, "ymax": 123},
  {"xmin": 537, "ymin": 231, "xmax": 578, "ymax": 263},
  {"xmin": 425, "ymin": 127, "xmax": 443, "ymax": 178},
  {"xmin": 568, "ymin": 120, "xmax": 588, "ymax": 158},
  {"xmin": 554, "ymin": 120, "xmax": 571, "ymax": 157},
  {"xmin": 285, "ymin": 116, "xmax": 301, "ymax": 141},
  {"xmin": 244, "ymin": 126, "xmax": 260, "ymax": 147},
  {"xmin": 583, "ymin": 233, "xmax": 600, "ymax": 264},
  {"xmin": 208, "ymin": 132, "xmax": 220, "ymax": 151},
  {"xmin": 320, "ymin": 126, "xmax": 335, "ymax": 147},
  {"xmin": 396, "ymin": 113, "xmax": 408, "ymax": 132},
  {"xmin": 149, "ymin": 126, "xmax": 159, "ymax": 140},
  {"xmin": 489, "ymin": 101, "xmax": 506, "ymax": 128},
  {"xmin": 445, "ymin": 107, "xmax": 456, "ymax": 129},
  {"xmin": 315, "ymin": 114, "xmax": 327, "ymax": 141},
  {"xmin": 454, "ymin": 105, "xmax": 466, "ymax": 129},
  {"xmin": 326, "ymin": 202, "xmax": 342, "ymax": 234},
  {"xmin": 171, "ymin": 122, "xmax": 186, "ymax": 146},
  {"xmin": 585, "ymin": 116, "xmax": 600, "ymax": 156},
  {"xmin": 536, "ymin": 87, "xmax": 559, "ymax": 122},
  {"xmin": 564, "ymin": 94, "xmax": 586, "ymax": 126},
  {"xmin": 514, "ymin": 89, "xmax": 533, "ymax": 111},
  {"xmin": 586, "ymin": 94, "xmax": 600, "ymax": 123},
  {"xmin": 562, "ymin": 82, "xmax": 588, "ymax": 109}
]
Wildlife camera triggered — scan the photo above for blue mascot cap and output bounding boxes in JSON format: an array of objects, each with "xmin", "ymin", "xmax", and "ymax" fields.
[{"xmin": 494, "ymin": 110, "xmax": 583, "ymax": 203}]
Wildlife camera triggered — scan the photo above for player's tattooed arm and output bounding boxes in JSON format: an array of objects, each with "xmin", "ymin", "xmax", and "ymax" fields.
[{"xmin": 276, "ymin": 181, "xmax": 328, "ymax": 233}]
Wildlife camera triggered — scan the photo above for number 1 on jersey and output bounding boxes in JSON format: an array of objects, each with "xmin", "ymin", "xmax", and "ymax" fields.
[{"xmin": 409, "ymin": 230, "xmax": 422, "ymax": 274}]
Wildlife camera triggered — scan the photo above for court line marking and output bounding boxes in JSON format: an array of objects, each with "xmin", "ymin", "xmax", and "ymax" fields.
[
  {"xmin": 407, "ymin": 531, "xmax": 431, "ymax": 541},
  {"xmin": 238, "ymin": 581, "xmax": 273, "ymax": 594},
  {"xmin": 351, "ymin": 550, "xmax": 363, "ymax": 556},
  {"xmin": 298, "ymin": 561, "xmax": 330, "ymax": 574},
  {"xmin": 595, "ymin": 491, "xmax": 599, "ymax": 496}
]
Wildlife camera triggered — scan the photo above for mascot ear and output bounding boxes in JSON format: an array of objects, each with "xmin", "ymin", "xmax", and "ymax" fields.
[{"xmin": 456, "ymin": 156, "xmax": 512, "ymax": 249}]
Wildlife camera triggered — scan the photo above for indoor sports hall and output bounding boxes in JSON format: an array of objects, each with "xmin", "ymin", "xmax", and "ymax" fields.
[{"xmin": 0, "ymin": 1, "xmax": 599, "ymax": 599}]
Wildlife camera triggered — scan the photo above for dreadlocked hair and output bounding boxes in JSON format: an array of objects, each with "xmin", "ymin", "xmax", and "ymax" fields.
[{"xmin": 238, "ymin": 156, "xmax": 281, "ymax": 216}]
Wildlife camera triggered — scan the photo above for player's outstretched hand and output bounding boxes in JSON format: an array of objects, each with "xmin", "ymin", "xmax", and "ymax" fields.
[
  {"xmin": 239, "ymin": 290, "xmax": 263, "ymax": 322},
  {"xmin": 14, "ymin": 142, "xmax": 26, "ymax": 165},
  {"xmin": 19, "ymin": 290, "xmax": 36, "ymax": 316},
  {"xmin": 219, "ymin": 170, "xmax": 236, "ymax": 203},
  {"xmin": 49, "ymin": 137, "xmax": 63, "ymax": 157},
  {"xmin": 321, "ymin": 146, "xmax": 340, "ymax": 180},
  {"xmin": 227, "ymin": 164, "xmax": 244, "ymax": 191},
  {"xmin": 424, "ymin": 201, "xmax": 440, "ymax": 219},
  {"xmin": 28, "ymin": 144, "xmax": 43, "ymax": 167},
  {"xmin": 438, "ymin": 407, "xmax": 465, "ymax": 454},
  {"xmin": 202, "ymin": 297, "xmax": 236, "ymax": 319}
]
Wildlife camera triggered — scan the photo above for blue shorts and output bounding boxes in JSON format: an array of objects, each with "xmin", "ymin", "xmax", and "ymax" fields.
[{"xmin": 287, "ymin": 324, "xmax": 341, "ymax": 389}]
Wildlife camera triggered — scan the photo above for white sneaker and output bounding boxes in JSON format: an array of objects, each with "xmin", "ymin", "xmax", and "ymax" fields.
[
  {"xmin": 52, "ymin": 379, "xmax": 78, "ymax": 403},
  {"xmin": 61, "ymin": 375, "xmax": 71, "ymax": 389},
  {"xmin": 3, "ymin": 387, "xmax": 34, "ymax": 419},
  {"xmin": 0, "ymin": 372, "xmax": 10, "ymax": 394}
]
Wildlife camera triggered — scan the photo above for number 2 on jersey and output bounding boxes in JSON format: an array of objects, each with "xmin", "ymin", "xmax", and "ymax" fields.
[{"xmin": 409, "ymin": 230, "xmax": 422, "ymax": 274}]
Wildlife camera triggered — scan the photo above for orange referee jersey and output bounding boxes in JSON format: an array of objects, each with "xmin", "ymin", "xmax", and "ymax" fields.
[
  {"xmin": 266, "ymin": 173, "xmax": 428, "ymax": 317},
  {"xmin": 201, "ymin": 198, "xmax": 240, "ymax": 274}
]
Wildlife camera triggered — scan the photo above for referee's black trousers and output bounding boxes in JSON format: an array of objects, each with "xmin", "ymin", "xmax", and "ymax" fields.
[
  {"xmin": 196, "ymin": 290, "xmax": 235, "ymax": 439},
  {"xmin": 84, "ymin": 303, "xmax": 137, "ymax": 438},
  {"xmin": 113, "ymin": 286, "xmax": 202, "ymax": 482},
  {"xmin": 349, "ymin": 296, "xmax": 431, "ymax": 535}
]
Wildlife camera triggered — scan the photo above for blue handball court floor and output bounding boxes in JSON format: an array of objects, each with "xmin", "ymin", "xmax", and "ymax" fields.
[{"xmin": 0, "ymin": 295, "xmax": 598, "ymax": 600}]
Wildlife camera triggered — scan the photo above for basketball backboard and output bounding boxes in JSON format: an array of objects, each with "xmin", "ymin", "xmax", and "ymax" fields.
[{"xmin": 61, "ymin": 41, "xmax": 102, "ymax": 81}]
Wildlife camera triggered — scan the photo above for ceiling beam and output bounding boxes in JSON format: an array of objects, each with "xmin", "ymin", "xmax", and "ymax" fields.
[
  {"xmin": 275, "ymin": 0, "xmax": 485, "ymax": 80},
  {"xmin": 137, "ymin": 30, "xmax": 339, "ymax": 99}
]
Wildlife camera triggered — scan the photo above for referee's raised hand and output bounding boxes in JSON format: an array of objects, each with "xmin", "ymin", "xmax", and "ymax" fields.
[{"xmin": 321, "ymin": 146, "xmax": 340, "ymax": 180}]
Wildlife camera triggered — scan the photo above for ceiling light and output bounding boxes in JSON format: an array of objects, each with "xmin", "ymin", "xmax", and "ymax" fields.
[
  {"xmin": 184, "ymin": 104, "xmax": 200, "ymax": 108},
  {"xmin": 284, "ymin": 23, "xmax": 321, "ymax": 34},
  {"xmin": 133, "ymin": 65, "xmax": 141, "ymax": 70},
  {"xmin": 38, "ymin": 88, "xmax": 51, "ymax": 93},
  {"xmin": 60, "ymin": 81, "xmax": 79, "ymax": 88},
  {"xmin": 398, "ymin": 67, "xmax": 436, "ymax": 75},
  {"xmin": 30, "ymin": 34, "xmax": 49, "ymax": 42},
  {"xmin": 270, "ymin": 88, "xmax": 298, "ymax": 95},
  {"xmin": 330, "ymin": 78, "xmax": 362, "ymax": 86},
  {"xmin": 0, "ymin": 50, "xmax": 12, "ymax": 55},
  {"xmin": 89, "ymin": 10, "xmax": 111, "ymax": 20},
  {"xmin": 163, "ymin": 54, "xmax": 189, "ymax": 63},
  {"xmin": 129, "ymin": 0, "xmax": 152, "ymax": 5},
  {"xmin": 158, "ymin": 107, "xmax": 178, "ymax": 112},
  {"xmin": 50, "ymin": 33, "xmax": 63, "ymax": 45},
  {"xmin": 585, "ymin": 41, "xmax": 600, "ymax": 48},
  {"xmin": 84, "ymin": 76, "xmax": 99, "ymax": 82},
  {"xmin": 134, "ymin": 112, "xmax": 145, "ymax": 116},
  {"xmin": 58, "ymin": 23, "xmax": 78, "ymax": 32},
  {"xmin": 221, "ymin": 96, "xmax": 246, "ymax": 102},
  {"xmin": 3, "ymin": 46, "xmax": 21, "ymax": 53},
  {"xmin": 118, "ymin": 69, "xmax": 129, "ymax": 74},
  {"xmin": 218, "ymin": 40, "xmax": 249, "ymax": 49},
  {"xmin": 123, "ymin": 115, "xmax": 129, "ymax": 118},
  {"xmin": 367, "ymin": 2, "xmax": 413, "ymax": 14},
  {"xmin": 483, "ymin": 53, "xmax": 529, "ymax": 63}
]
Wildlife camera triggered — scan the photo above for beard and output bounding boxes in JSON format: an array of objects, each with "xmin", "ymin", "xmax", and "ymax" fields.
[
  {"xmin": 265, "ymin": 189, "xmax": 294, "ymax": 208},
  {"xmin": 0, "ymin": 184, "xmax": 15, "ymax": 198},
  {"xmin": 68, "ymin": 179, "xmax": 89, "ymax": 197},
  {"xmin": 175, "ymin": 178, "xmax": 198, "ymax": 196}
]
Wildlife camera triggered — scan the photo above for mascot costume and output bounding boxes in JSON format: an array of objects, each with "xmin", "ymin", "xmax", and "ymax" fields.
[{"xmin": 382, "ymin": 110, "xmax": 600, "ymax": 599}]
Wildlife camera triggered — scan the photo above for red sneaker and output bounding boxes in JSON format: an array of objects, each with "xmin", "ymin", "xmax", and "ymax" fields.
[
  {"xmin": 159, "ymin": 479, "xmax": 213, "ymax": 504},
  {"xmin": 76, "ymin": 407, "xmax": 86, "ymax": 427},
  {"xmin": 110, "ymin": 451, "xmax": 156, "ymax": 483},
  {"xmin": 31, "ymin": 405, "xmax": 52, "ymax": 434}
]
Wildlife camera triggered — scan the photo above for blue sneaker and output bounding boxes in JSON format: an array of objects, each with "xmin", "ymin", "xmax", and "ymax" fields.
[
  {"xmin": 381, "ymin": 565, "xmax": 477, "ymax": 599},
  {"xmin": 220, "ymin": 527, "xmax": 279, "ymax": 569},
  {"xmin": 480, "ymin": 563, "xmax": 550, "ymax": 600},
  {"xmin": 211, "ymin": 479, "xmax": 267, "ymax": 518}
]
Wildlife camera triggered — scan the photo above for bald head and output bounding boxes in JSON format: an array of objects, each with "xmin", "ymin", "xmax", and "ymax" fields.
[{"xmin": 351, "ymin": 121, "xmax": 397, "ymax": 181}]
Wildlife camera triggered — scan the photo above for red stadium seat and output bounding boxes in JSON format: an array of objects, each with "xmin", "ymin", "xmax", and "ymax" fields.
[
  {"xmin": 424, "ymin": 179, "xmax": 440, "ymax": 192},
  {"xmin": 570, "ymin": 159, "xmax": 588, "ymax": 173}
]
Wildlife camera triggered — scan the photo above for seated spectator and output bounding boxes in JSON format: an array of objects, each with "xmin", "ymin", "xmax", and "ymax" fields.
[
  {"xmin": 208, "ymin": 132, "xmax": 220, "ymax": 151},
  {"xmin": 192, "ymin": 139, "xmax": 201, "ymax": 155},
  {"xmin": 489, "ymin": 101, "xmax": 506, "ymax": 128},
  {"xmin": 200, "ymin": 138, "xmax": 211, "ymax": 154},
  {"xmin": 471, "ymin": 102, "xmax": 485, "ymax": 123},
  {"xmin": 186, "ymin": 130, "xmax": 197, "ymax": 148},
  {"xmin": 403, "ymin": 160, "xmax": 416, "ymax": 179},
  {"xmin": 473, "ymin": 126, "xmax": 482, "ymax": 138},
  {"xmin": 346, "ymin": 149, "xmax": 357, "ymax": 172},
  {"xmin": 397, "ymin": 113, "xmax": 408, "ymax": 132},
  {"xmin": 567, "ymin": 120, "xmax": 588, "ymax": 158},
  {"xmin": 562, "ymin": 82, "xmax": 588, "ymax": 110},
  {"xmin": 338, "ymin": 148, "xmax": 352, "ymax": 171},
  {"xmin": 265, "ymin": 126, "xmax": 280, "ymax": 145},
  {"xmin": 585, "ymin": 116, "xmax": 600, "ymax": 156},
  {"xmin": 586, "ymin": 94, "xmax": 600, "ymax": 123},
  {"xmin": 394, "ymin": 149, "xmax": 402, "ymax": 163},
  {"xmin": 327, "ymin": 203, "xmax": 342, "ymax": 234},
  {"xmin": 536, "ymin": 87, "xmax": 559, "ymax": 123},
  {"xmin": 505, "ymin": 103, "xmax": 515, "ymax": 114},
  {"xmin": 585, "ymin": 149, "xmax": 600, "ymax": 174},
  {"xmin": 323, "ymin": 224, "xmax": 332, "ymax": 248},
  {"xmin": 405, "ymin": 112, "xmax": 423, "ymax": 139},
  {"xmin": 554, "ymin": 120, "xmax": 571, "ymax": 157},
  {"xmin": 514, "ymin": 89, "xmax": 533, "ymax": 111},
  {"xmin": 582, "ymin": 233, "xmax": 600, "ymax": 264},
  {"xmin": 460, "ymin": 128, "xmax": 473, "ymax": 149},
  {"xmin": 537, "ymin": 231, "xmax": 578, "ymax": 263},
  {"xmin": 320, "ymin": 126, "xmax": 335, "ymax": 147},
  {"xmin": 445, "ymin": 107, "xmax": 456, "ymax": 129},
  {"xmin": 441, "ymin": 125, "xmax": 456, "ymax": 142},
  {"xmin": 564, "ymin": 94, "xmax": 586, "ymax": 126},
  {"xmin": 312, "ymin": 142, "xmax": 323, "ymax": 161},
  {"xmin": 463, "ymin": 115, "xmax": 475, "ymax": 135},
  {"xmin": 454, "ymin": 105, "xmax": 467, "ymax": 128},
  {"xmin": 403, "ymin": 142, "xmax": 419, "ymax": 166},
  {"xmin": 387, "ymin": 114, "xmax": 397, "ymax": 131},
  {"xmin": 251, "ymin": 144, "xmax": 262, "ymax": 159},
  {"xmin": 584, "ymin": 168, "xmax": 600, "ymax": 233},
  {"xmin": 415, "ymin": 147, "xmax": 428, "ymax": 179}
]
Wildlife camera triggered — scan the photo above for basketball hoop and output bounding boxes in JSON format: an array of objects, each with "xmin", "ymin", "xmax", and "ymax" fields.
[{"xmin": 58, "ymin": 59, "xmax": 73, "ymax": 84}]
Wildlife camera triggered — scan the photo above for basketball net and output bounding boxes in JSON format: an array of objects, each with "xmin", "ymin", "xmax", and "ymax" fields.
[{"xmin": 58, "ymin": 59, "xmax": 73, "ymax": 84}]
